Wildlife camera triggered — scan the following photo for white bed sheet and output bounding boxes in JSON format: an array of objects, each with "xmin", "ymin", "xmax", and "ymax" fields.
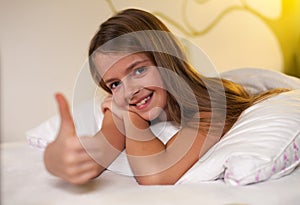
[{"xmin": 1, "ymin": 141, "xmax": 300, "ymax": 205}]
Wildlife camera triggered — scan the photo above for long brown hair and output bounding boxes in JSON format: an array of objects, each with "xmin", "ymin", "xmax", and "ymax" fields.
[{"xmin": 89, "ymin": 8, "xmax": 287, "ymax": 137}]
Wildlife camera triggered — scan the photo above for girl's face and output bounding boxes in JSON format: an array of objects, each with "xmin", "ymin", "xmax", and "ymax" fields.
[{"xmin": 94, "ymin": 52, "xmax": 167, "ymax": 121}]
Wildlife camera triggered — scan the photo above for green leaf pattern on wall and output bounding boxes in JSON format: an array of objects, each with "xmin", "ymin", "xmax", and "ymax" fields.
[{"xmin": 106, "ymin": 0, "xmax": 300, "ymax": 77}]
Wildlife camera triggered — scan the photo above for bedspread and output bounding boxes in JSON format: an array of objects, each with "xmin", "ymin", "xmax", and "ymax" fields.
[{"xmin": 1, "ymin": 141, "xmax": 300, "ymax": 205}]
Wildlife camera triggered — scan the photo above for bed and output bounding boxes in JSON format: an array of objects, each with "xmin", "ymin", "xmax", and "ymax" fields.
[
  {"xmin": 1, "ymin": 141, "xmax": 300, "ymax": 205},
  {"xmin": 2, "ymin": 68, "xmax": 300, "ymax": 205}
]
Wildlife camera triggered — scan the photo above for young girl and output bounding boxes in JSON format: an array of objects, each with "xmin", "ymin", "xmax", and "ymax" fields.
[{"xmin": 44, "ymin": 8, "xmax": 287, "ymax": 185}]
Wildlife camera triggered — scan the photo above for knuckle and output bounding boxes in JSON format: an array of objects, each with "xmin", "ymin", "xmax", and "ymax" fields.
[
  {"xmin": 63, "ymin": 154, "xmax": 76, "ymax": 165},
  {"xmin": 65, "ymin": 167, "xmax": 77, "ymax": 178}
]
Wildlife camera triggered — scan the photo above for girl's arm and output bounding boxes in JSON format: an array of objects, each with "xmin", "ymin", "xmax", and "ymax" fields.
[
  {"xmin": 44, "ymin": 94, "xmax": 125, "ymax": 185},
  {"xmin": 123, "ymin": 111, "xmax": 210, "ymax": 185},
  {"xmin": 89, "ymin": 109, "xmax": 126, "ymax": 169}
]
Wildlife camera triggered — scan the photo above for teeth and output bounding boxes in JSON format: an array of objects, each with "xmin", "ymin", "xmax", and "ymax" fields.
[{"xmin": 136, "ymin": 96, "xmax": 150, "ymax": 107}]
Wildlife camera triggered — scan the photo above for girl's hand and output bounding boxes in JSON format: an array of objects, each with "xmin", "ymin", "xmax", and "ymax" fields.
[
  {"xmin": 101, "ymin": 95, "xmax": 127, "ymax": 120},
  {"xmin": 43, "ymin": 93, "xmax": 103, "ymax": 185},
  {"xmin": 101, "ymin": 95, "xmax": 113, "ymax": 113}
]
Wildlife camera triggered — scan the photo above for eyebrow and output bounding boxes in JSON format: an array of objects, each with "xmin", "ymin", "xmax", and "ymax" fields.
[{"xmin": 104, "ymin": 59, "xmax": 149, "ymax": 84}]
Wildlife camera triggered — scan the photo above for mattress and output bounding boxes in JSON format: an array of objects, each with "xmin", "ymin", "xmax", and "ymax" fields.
[{"xmin": 2, "ymin": 141, "xmax": 300, "ymax": 205}]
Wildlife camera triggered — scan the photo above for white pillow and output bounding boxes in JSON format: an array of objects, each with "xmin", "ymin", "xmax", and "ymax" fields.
[
  {"xmin": 26, "ymin": 99, "xmax": 103, "ymax": 150},
  {"xmin": 26, "ymin": 68, "xmax": 300, "ymax": 185},
  {"xmin": 221, "ymin": 67, "xmax": 300, "ymax": 94},
  {"xmin": 176, "ymin": 89, "xmax": 300, "ymax": 185}
]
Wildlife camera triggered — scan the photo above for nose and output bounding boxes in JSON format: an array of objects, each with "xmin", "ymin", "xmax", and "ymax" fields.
[{"xmin": 123, "ymin": 78, "xmax": 142, "ymax": 102}]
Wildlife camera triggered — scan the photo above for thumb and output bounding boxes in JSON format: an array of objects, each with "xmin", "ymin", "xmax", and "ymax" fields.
[{"xmin": 55, "ymin": 93, "xmax": 76, "ymax": 137}]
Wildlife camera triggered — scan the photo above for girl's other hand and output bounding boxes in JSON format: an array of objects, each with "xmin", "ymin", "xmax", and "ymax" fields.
[{"xmin": 101, "ymin": 95, "xmax": 127, "ymax": 120}]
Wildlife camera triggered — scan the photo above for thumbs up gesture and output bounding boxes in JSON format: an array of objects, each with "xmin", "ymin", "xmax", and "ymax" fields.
[{"xmin": 43, "ymin": 93, "xmax": 103, "ymax": 185}]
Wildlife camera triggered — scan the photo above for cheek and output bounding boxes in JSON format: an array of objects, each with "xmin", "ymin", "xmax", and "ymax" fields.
[
  {"xmin": 112, "ymin": 91, "xmax": 127, "ymax": 107},
  {"xmin": 143, "ymin": 72, "xmax": 165, "ymax": 89},
  {"xmin": 158, "ymin": 89, "xmax": 167, "ymax": 106}
]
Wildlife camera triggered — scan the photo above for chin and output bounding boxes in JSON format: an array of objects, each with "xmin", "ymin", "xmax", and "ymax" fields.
[{"xmin": 141, "ymin": 107, "xmax": 166, "ymax": 122}]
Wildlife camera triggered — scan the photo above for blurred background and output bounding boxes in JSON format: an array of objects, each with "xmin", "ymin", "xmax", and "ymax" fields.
[{"xmin": 1, "ymin": 0, "xmax": 299, "ymax": 142}]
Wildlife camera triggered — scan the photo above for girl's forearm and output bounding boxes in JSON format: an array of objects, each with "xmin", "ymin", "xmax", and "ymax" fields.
[
  {"xmin": 101, "ymin": 110, "xmax": 125, "ymax": 152},
  {"xmin": 124, "ymin": 114, "xmax": 167, "ymax": 184},
  {"xmin": 124, "ymin": 113, "xmax": 165, "ymax": 155},
  {"xmin": 89, "ymin": 110, "xmax": 125, "ymax": 171},
  {"xmin": 123, "ymin": 112, "xmax": 177, "ymax": 184},
  {"xmin": 123, "ymin": 112, "xmax": 205, "ymax": 185}
]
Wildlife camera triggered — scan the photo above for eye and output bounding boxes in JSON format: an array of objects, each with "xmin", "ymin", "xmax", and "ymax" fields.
[
  {"xmin": 109, "ymin": 81, "xmax": 121, "ymax": 90},
  {"xmin": 133, "ymin": 67, "xmax": 147, "ymax": 76}
]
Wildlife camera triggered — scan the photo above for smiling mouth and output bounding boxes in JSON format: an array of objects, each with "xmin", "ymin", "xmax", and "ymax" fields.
[{"xmin": 130, "ymin": 93, "xmax": 153, "ymax": 108}]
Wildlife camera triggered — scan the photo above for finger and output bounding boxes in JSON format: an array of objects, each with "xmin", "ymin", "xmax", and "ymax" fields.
[
  {"xmin": 64, "ymin": 151, "xmax": 95, "ymax": 166},
  {"xmin": 76, "ymin": 160, "xmax": 102, "ymax": 173},
  {"xmin": 55, "ymin": 93, "xmax": 76, "ymax": 136},
  {"xmin": 76, "ymin": 161, "xmax": 103, "ymax": 181},
  {"xmin": 101, "ymin": 96, "xmax": 113, "ymax": 113},
  {"xmin": 69, "ymin": 167, "xmax": 101, "ymax": 185}
]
